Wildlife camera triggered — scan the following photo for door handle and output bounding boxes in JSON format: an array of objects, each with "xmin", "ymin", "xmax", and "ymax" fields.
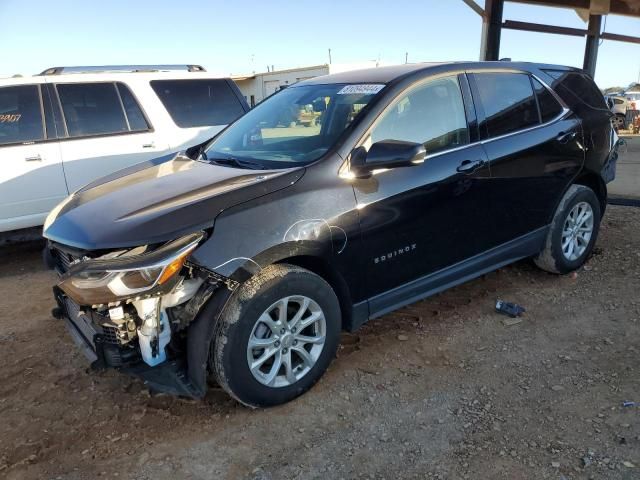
[
  {"xmin": 456, "ymin": 159, "xmax": 485, "ymax": 174},
  {"xmin": 25, "ymin": 154, "xmax": 42, "ymax": 162},
  {"xmin": 142, "ymin": 143, "xmax": 156, "ymax": 149},
  {"xmin": 556, "ymin": 131, "xmax": 577, "ymax": 144}
]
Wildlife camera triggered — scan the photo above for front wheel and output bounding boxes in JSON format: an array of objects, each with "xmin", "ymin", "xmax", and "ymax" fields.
[
  {"xmin": 534, "ymin": 184, "xmax": 601, "ymax": 274},
  {"xmin": 211, "ymin": 264, "xmax": 341, "ymax": 407}
]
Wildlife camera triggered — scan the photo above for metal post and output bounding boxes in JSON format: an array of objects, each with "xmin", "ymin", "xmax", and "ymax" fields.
[
  {"xmin": 583, "ymin": 14, "xmax": 602, "ymax": 77},
  {"xmin": 480, "ymin": 0, "xmax": 504, "ymax": 61}
]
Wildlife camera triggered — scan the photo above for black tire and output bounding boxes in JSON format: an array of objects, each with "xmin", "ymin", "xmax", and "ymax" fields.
[
  {"xmin": 211, "ymin": 264, "xmax": 341, "ymax": 407},
  {"xmin": 534, "ymin": 184, "xmax": 601, "ymax": 274}
]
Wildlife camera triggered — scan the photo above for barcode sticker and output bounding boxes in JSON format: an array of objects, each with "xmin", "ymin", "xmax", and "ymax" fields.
[{"xmin": 337, "ymin": 84, "xmax": 384, "ymax": 95}]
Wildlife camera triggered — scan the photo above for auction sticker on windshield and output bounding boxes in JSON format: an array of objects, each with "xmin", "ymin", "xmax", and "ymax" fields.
[{"xmin": 337, "ymin": 84, "xmax": 384, "ymax": 95}]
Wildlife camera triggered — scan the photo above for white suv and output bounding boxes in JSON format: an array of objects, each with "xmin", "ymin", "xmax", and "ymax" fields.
[{"xmin": 0, "ymin": 65, "xmax": 249, "ymax": 232}]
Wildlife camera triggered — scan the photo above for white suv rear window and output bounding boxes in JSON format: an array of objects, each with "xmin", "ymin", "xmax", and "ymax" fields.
[{"xmin": 151, "ymin": 79, "xmax": 244, "ymax": 128}]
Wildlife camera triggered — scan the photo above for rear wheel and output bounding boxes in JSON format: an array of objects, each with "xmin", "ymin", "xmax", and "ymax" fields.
[
  {"xmin": 534, "ymin": 185, "xmax": 601, "ymax": 274},
  {"xmin": 211, "ymin": 264, "xmax": 341, "ymax": 407}
]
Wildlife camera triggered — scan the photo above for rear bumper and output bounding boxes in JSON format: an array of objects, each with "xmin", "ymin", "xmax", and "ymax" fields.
[{"xmin": 53, "ymin": 287, "xmax": 202, "ymax": 398}]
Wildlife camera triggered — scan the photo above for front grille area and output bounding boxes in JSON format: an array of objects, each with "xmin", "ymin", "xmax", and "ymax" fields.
[
  {"xmin": 101, "ymin": 325, "xmax": 120, "ymax": 344},
  {"xmin": 63, "ymin": 296, "xmax": 120, "ymax": 347},
  {"xmin": 63, "ymin": 297, "xmax": 98, "ymax": 348},
  {"xmin": 54, "ymin": 248, "xmax": 78, "ymax": 274}
]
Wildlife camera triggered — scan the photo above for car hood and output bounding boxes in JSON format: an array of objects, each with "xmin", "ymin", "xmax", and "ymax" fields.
[{"xmin": 43, "ymin": 154, "xmax": 304, "ymax": 250}]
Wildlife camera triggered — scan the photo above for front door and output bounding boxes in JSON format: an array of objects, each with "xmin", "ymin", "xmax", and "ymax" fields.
[
  {"xmin": 53, "ymin": 81, "xmax": 171, "ymax": 192},
  {"xmin": 352, "ymin": 75, "xmax": 493, "ymax": 301},
  {"xmin": 0, "ymin": 84, "xmax": 67, "ymax": 231}
]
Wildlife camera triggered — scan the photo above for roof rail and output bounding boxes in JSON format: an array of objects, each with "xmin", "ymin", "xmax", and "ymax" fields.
[{"xmin": 38, "ymin": 65, "xmax": 206, "ymax": 75}]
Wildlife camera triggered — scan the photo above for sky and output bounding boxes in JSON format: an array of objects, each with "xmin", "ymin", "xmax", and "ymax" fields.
[{"xmin": 0, "ymin": 0, "xmax": 638, "ymax": 90}]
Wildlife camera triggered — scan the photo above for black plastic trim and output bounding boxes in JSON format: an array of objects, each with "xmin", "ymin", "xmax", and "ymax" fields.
[
  {"xmin": 367, "ymin": 227, "xmax": 549, "ymax": 321},
  {"xmin": 459, "ymin": 73, "xmax": 480, "ymax": 144}
]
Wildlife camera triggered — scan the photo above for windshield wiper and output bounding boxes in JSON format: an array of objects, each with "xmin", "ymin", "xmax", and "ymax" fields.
[{"xmin": 208, "ymin": 157, "xmax": 262, "ymax": 170}]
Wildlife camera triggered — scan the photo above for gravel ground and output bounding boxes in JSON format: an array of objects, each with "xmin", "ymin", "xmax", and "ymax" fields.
[{"xmin": 0, "ymin": 205, "xmax": 639, "ymax": 480}]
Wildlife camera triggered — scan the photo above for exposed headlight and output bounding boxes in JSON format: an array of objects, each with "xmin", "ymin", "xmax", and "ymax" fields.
[{"xmin": 58, "ymin": 233, "xmax": 203, "ymax": 305}]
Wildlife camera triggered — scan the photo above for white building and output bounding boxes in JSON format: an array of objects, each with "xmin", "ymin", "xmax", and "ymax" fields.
[{"xmin": 233, "ymin": 62, "xmax": 387, "ymax": 107}]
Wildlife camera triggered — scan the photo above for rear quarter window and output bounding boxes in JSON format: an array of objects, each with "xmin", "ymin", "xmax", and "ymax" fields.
[
  {"xmin": 543, "ymin": 70, "xmax": 608, "ymax": 110},
  {"xmin": 151, "ymin": 79, "xmax": 245, "ymax": 128}
]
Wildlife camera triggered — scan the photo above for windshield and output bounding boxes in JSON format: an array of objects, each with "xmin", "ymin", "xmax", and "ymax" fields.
[{"xmin": 204, "ymin": 83, "xmax": 384, "ymax": 168}]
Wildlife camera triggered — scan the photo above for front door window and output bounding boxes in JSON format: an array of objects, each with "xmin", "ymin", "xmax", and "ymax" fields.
[{"xmin": 368, "ymin": 76, "xmax": 469, "ymax": 155}]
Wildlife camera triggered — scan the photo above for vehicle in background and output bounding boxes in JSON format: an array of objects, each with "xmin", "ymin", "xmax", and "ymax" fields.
[
  {"xmin": 44, "ymin": 62, "xmax": 619, "ymax": 407},
  {"xmin": 625, "ymin": 90, "xmax": 640, "ymax": 109},
  {"xmin": 605, "ymin": 95, "xmax": 628, "ymax": 130},
  {"xmin": 0, "ymin": 65, "xmax": 249, "ymax": 232}
]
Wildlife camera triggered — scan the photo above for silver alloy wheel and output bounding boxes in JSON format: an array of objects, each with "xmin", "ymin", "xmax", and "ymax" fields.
[
  {"xmin": 247, "ymin": 295, "xmax": 326, "ymax": 388},
  {"xmin": 561, "ymin": 201, "xmax": 594, "ymax": 261}
]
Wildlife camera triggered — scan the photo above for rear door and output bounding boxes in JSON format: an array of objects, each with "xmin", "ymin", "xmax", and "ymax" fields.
[
  {"xmin": 53, "ymin": 81, "xmax": 171, "ymax": 192},
  {"xmin": 0, "ymin": 84, "xmax": 67, "ymax": 231},
  {"xmin": 150, "ymin": 79, "xmax": 247, "ymax": 149},
  {"xmin": 469, "ymin": 71, "xmax": 584, "ymax": 246}
]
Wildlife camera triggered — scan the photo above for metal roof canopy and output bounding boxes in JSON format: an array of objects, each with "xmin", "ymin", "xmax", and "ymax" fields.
[{"xmin": 462, "ymin": 0, "xmax": 640, "ymax": 77}]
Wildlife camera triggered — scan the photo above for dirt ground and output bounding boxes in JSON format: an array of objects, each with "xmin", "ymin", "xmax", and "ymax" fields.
[{"xmin": 0, "ymin": 205, "xmax": 639, "ymax": 480}]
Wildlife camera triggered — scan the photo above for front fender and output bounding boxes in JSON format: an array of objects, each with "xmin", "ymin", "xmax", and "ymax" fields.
[
  {"xmin": 225, "ymin": 239, "xmax": 337, "ymax": 282},
  {"xmin": 190, "ymin": 171, "xmax": 359, "ymax": 282}
]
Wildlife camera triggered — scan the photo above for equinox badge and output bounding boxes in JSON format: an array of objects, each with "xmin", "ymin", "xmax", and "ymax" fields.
[{"xmin": 374, "ymin": 244, "xmax": 417, "ymax": 264}]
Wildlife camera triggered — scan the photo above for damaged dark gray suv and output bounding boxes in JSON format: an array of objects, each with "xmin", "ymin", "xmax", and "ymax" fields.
[{"xmin": 44, "ymin": 62, "xmax": 620, "ymax": 407}]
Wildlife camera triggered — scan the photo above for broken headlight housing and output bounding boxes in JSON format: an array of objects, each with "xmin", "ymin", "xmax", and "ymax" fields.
[{"xmin": 58, "ymin": 232, "xmax": 203, "ymax": 306}]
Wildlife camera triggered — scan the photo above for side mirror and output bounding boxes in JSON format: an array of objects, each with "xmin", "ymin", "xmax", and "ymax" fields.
[{"xmin": 350, "ymin": 140, "xmax": 426, "ymax": 178}]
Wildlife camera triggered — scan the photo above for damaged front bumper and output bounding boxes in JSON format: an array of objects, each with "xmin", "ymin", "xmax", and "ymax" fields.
[
  {"xmin": 52, "ymin": 286, "xmax": 201, "ymax": 397},
  {"xmin": 46, "ymin": 241, "xmax": 233, "ymax": 399}
]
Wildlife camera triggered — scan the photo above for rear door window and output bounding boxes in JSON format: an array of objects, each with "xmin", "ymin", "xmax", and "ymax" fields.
[
  {"xmin": 116, "ymin": 83, "xmax": 150, "ymax": 131},
  {"xmin": 151, "ymin": 79, "xmax": 245, "ymax": 128},
  {"xmin": 531, "ymin": 78, "xmax": 564, "ymax": 123},
  {"xmin": 57, "ymin": 83, "xmax": 129, "ymax": 137},
  {"xmin": 473, "ymin": 72, "xmax": 540, "ymax": 138},
  {"xmin": 0, "ymin": 85, "xmax": 45, "ymax": 145}
]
